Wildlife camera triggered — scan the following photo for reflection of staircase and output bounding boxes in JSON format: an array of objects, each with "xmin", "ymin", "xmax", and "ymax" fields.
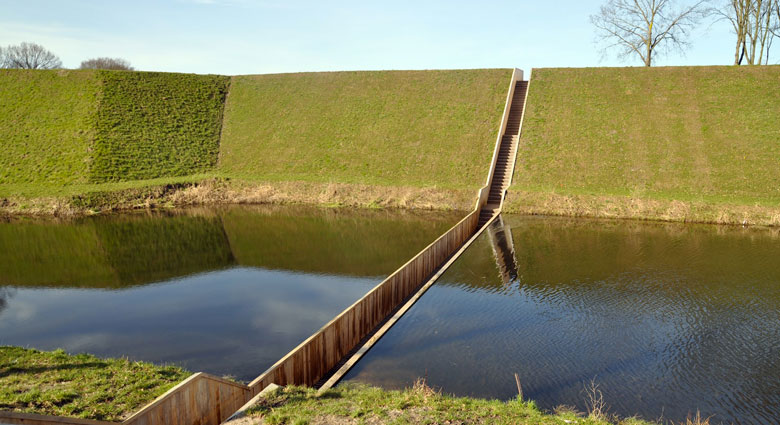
[
  {"xmin": 478, "ymin": 80, "xmax": 528, "ymax": 228},
  {"xmin": 486, "ymin": 215, "xmax": 518, "ymax": 285}
]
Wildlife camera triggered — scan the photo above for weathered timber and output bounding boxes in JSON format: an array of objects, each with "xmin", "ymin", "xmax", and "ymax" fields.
[
  {"xmin": 247, "ymin": 209, "xmax": 480, "ymax": 393},
  {"xmin": 121, "ymin": 373, "xmax": 251, "ymax": 425}
]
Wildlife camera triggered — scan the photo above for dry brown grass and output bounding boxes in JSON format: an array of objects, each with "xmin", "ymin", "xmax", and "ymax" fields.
[
  {"xmin": 680, "ymin": 411, "xmax": 712, "ymax": 425},
  {"xmin": 504, "ymin": 190, "xmax": 780, "ymax": 228},
  {"xmin": 0, "ymin": 179, "xmax": 475, "ymax": 218},
  {"xmin": 583, "ymin": 379, "xmax": 609, "ymax": 422},
  {"xmin": 409, "ymin": 377, "xmax": 441, "ymax": 403},
  {"xmin": 169, "ymin": 179, "xmax": 475, "ymax": 211}
]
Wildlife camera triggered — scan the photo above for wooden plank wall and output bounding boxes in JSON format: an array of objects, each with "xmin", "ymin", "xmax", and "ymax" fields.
[
  {"xmin": 121, "ymin": 373, "xmax": 251, "ymax": 425},
  {"xmin": 248, "ymin": 209, "xmax": 480, "ymax": 394}
]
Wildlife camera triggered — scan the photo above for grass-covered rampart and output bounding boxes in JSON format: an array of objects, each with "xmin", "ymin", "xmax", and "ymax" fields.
[
  {"xmin": 1, "ymin": 68, "xmax": 510, "ymax": 215},
  {"xmin": 5, "ymin": 66, "xmax": 780, "ymax": 225},
  {"xmin": 506, "ymin": 66, "xmax": 780, "ymax": 225},
  {"xmin": 0, "ymin": 70, "xmax": 100, "ymax": 186},
  {"xmin": 220, "ymin": 70, "xmax": 510, "ymax": 190},
  {"xmin": 0, "ymin": 70, "xmax": 229, "ymax": 189}
]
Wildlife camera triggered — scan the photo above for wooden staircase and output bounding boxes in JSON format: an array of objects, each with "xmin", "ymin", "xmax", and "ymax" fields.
[{"xmin": 478, "ymin": 80, "xmax": 528, "ymax": 227}]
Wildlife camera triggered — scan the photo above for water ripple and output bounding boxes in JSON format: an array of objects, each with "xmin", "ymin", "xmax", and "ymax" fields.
[{"xmin": 346, "ymin": 216, "xmax": 780, "ymax": 425}]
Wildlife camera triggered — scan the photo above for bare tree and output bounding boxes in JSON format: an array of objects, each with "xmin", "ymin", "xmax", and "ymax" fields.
[
  {"xmin": 2, "ymin": 42, "xmax": 62, "ymax": 69},
  {"xmin": 79, "ymin": 57, "xmax": 134, "ymax": 71},
  {"xmin": 713, "ymin": 0, "xmax": 778, "ymax": 64},
  {"xmin": 591, "ymin": 0, "xmax": 707, "ymax": 66}
]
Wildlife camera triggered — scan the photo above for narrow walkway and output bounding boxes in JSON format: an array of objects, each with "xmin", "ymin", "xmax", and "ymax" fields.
[{"xmin": 478, "ymin": 80, "xmax": 528, "ymax": 227}]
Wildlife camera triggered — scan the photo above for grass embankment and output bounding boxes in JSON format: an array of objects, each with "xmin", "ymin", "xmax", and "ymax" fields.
[
  {"xmin": 0, "ymin": 69, "xmax": 510, "ymax": 216},
  {"xmin": 0, "ymin": 70, "xmax": 100, "ymax": 186},
  {"xmin": 220, "ymin": 70, "xmax": 509, "ymax": 190},
  {"xmin": 241, "ymin": 383, "xmax": 677, "ymax": 425},
  {"xmin": 0, "ymin": 69, "xmax": 229, "ymax": 215},
  {"xmin": 0, "ymin": 346, "xmax": 190, "ymax": 421},
  {"xmin": 90, "ymin": 71, "xmax": 229, "ymax": 182},
  {"xmin": 0, "ymin": 348, "xmax": 704, "ymax": 425},
  {"xmin": 506, "ymin": 66, "xmax": 780, "ymax": 226}
]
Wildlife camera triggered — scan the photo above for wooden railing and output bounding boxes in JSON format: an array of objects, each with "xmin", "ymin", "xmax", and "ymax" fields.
[
  {"xmin": 479, "ymin": 67, "xmax": 524, "ymax": 209},
  {"xmin": 248, "ymin": 209, "xmax": 480, "ymax": 393}
]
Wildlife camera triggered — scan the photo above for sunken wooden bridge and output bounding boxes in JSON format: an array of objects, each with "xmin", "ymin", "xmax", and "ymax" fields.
[{"xmin": 0, "ymin": 69, "xmax": 529, "ymax": 425}]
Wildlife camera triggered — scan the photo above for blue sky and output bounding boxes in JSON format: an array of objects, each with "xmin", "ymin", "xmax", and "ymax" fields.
[{"xmin": 0, "ymin": 0, "xmax": 743, "ymax": 75}]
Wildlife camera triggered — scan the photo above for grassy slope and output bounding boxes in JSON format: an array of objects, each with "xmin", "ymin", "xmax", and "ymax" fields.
[
  {"xmin": 219, "ymin": 70, "xmax": 510, "ymax": 190},
  {"xmin": 245, "ymin": 384, "xmax": 656, "ymax": 425},
  {"xmin": 0, "ymin": 70, "xmax": 100, "ymax": 186},
  {"xmin": 506, "ymin": 66, "xmax": 780, "ymax": 223},
  {"xmin": 90, "ymin": 71, "xmax": 230, "ymax": 182},
  {"xmin": 0, "ymin": 346, "xmax": 190, "ymax": 421},
  {"xmin": 1, "ymin": 69, "xmax": 509, "ymax": 213}
]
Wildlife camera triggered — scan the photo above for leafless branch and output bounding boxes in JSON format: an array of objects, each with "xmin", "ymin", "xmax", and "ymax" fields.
[
  {"xmin": 591, "ymin": 0, "xmax": 706, "ymax": 66},
  {"xmin": 79, "ymin": 57, "xmax": 134, "ymax": 71},
  {"xmin": 2, "ymin": 42, "xmax": 62, "ymax": 69},
  {"xmin": 709, "ymin": 0, "xmax": 779, "ymax": 64}
]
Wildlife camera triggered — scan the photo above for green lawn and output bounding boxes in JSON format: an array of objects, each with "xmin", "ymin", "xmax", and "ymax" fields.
[
  {"xmin": 507, "ymin": 66, "xmax": 780, "ymax": 221},
  {"xmin": 0, "ymin": 346, "xmax": 190, "ymax": 421},
  {"xmin": 219, "ymin": 69, "xmax": 510, "ymax": 190}
]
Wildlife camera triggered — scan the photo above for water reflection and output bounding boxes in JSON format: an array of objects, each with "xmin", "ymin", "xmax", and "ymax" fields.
[
  {"xmin": 0, "ymin": 205, "xmax": 460, "ymax": 381},
  {"xmin": 345, "ymin": 216, "xmax": 780, "ymax": 425},
  {"xmin": 0, "ymin": 287, "xmax": 11, "ymax": 316}
]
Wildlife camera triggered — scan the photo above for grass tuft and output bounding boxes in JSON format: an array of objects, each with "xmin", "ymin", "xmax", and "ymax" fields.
[{"xmin": 245, "ymin": 383, "xmax": 660, "ymax": 425}]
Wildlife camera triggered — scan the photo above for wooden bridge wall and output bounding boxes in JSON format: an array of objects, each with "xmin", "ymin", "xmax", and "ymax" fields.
[{"xmin": 247, "ymin": 209, "xmax": 480, "ymax": 393}]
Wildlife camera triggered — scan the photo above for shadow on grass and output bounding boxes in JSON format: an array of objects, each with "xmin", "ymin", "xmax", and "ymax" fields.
[
  {"xmin": 0, "ymin": 361, "xmax": 109, "ymax": 378},
  {"xmin": 317, "ymin": 391, "xmax": 344, "ymax": 400}
]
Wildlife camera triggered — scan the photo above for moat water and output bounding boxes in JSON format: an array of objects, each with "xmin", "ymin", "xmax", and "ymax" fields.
[
  {"xmin": 345, "ymin": 215, "xmax": 780, "ymax": 425},
  {"xmin": 0, "ymin": 205, "xmax": 460, "ymax": 382}
]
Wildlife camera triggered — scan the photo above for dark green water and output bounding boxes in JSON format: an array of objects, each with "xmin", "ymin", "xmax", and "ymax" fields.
[
  {"xmin": 0, "ymin": 205, "xmax": 460, "ymax": 381},
  {"xmin": 345, "ymin": 215, "xmax": 780, "ymax": 425}
]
